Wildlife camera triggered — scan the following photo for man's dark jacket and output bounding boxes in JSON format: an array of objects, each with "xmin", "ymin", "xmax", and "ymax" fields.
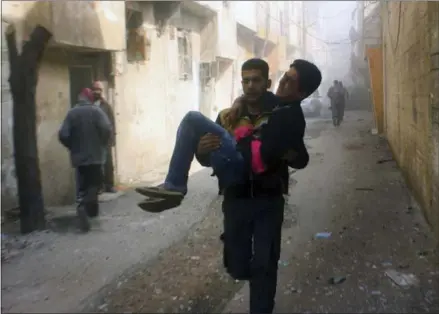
[
  {"xmin": 99, "ymin": 99, "xmax": 116, "ymax": 146},
  {"xmin": 59, "ymin": 100, "xmax": 112, "ymax": 167},
  {"xmin": 196, "ymin": 92, "xmax": 309, "ymax": 198}
]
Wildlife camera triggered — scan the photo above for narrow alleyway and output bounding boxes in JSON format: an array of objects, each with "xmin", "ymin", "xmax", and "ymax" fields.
[
  {"xmin": 82, "ymin": 110, "xmax": 438, "ymax": 313},
  {"xmin": 2, "ymin": 110, "xmax": 438, "ymax": 313}
]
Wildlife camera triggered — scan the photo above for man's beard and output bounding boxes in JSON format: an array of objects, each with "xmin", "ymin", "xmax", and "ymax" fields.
[{"xmin": 243, "ymin": 93, "xmax": 264, "ymax": 104}]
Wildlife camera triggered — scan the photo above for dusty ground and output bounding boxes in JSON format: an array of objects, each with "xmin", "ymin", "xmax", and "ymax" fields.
[
  {"xmin": 2, "ymin": 110, "xmax": 438, "ymax": 313},
  {"xmin": 1, "ymin": 162, "xmax": 214, "ymax": 313}
]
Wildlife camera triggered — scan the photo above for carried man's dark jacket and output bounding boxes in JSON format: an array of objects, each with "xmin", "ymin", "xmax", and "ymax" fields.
[{"xmin": 196, "ymin": 92, "xmax": 309, "ymax": 197}]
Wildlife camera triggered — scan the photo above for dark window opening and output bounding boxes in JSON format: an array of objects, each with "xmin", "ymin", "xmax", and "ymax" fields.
[
  {"xmin": 177, "ymin": 28, "xmax": 193, "ymax": 81},
  {"xmin": 126, "ymin": 9, "xmax": 150, "ymax": 63}
]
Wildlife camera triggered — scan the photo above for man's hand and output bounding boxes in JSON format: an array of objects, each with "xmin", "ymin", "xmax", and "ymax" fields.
[
  {"xmin": 224, "ymin": 95, "xmax": 245, "ymax": 126},
  {"xmin": 197, "ymin": 133, "xmax": 221, "ymax": 155}
]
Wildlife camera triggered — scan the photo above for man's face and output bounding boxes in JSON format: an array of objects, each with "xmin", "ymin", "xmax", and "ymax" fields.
[
  {"xmin": 92, "ymin": 88, "xmax": 102, "ymax": 101},
  {"xmin": 282, "ymin": 67, "xmax": 304, "ymax": 100},
  {"xmin": 241, "ymin": 70, "xmax": 269, "ymax": 103}
]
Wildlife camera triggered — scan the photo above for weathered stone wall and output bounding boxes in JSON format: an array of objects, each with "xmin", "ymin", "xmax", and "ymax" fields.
[
  {"xmin": 383, "ymin": 1, "xmax": 439, "ymax": 239},
  {"xmin": 113, "ymin": 4, "xmax": 203, "ymax": 184}
]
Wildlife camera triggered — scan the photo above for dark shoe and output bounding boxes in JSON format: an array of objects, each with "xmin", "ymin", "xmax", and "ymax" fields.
[
  {"xmin": 85, "ymin": 203, "xmax": 99, "ymax": 218},
  {"xmin": 76, "ymin": 204, "xmax": 90, "ymax": 232},
  {"xmin": 138, "ymin": 197, "xmax": 183, "ymax": 213},
  {"xmin": 135, "ymin": 186, "xmax": 184, "ymax": 200}
]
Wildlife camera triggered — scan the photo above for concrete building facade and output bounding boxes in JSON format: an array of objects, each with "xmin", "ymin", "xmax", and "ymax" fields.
[
  {"xmin": 1, "ymin": 0, "xmax": 301, "ymax": 209},
  {"xmin": 1, "ymin": 1, "xmax": 125, "ymax": 207}
]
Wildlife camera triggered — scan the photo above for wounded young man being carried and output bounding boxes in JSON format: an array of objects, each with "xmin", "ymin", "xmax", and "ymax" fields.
[{"xmin": 136, "ymin": 58, "xmax": 321, "ymax": 212}]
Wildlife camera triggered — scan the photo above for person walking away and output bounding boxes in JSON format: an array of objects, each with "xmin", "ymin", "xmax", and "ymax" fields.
[
  {"xmin": 327, "ymin": 80, "xmax": 343, "ymax": 126},
  {"xmin": 92, "ymin": 81, "xmax": 117, "ymax": 193},
  {"xmin": 58, "ymin": 88, "xmax": 112, "ymax": 232},
  {"xmin": 339, "ymin": 81, "xmax": 349, "ymax": 122}
]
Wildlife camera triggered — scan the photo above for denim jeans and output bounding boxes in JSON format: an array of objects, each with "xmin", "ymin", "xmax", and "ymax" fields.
[{"xmin": 164, "ymin": 111, "xmax": 245, "ymax": 194}]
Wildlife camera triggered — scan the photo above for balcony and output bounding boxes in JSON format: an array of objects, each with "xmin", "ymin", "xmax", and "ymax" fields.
[
  {"xmin": 1, "ymin": 1, "xmax": 125, "ymax": 51},
  {"xmin": 192, "ymin": 1, "xmax": 238, "ymax": 61},
  {"xmin": 255, "ymin": 1, "xmax": 278, "ymax": 44},
  {"xmin": 232, "ymin": 2, "xmax": 257, "ymax": 33}
]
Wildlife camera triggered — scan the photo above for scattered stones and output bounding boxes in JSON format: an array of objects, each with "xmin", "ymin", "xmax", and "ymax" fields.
[
  {"xmin": 315, "ymin": 232, "xmax": 332, "ymax": 239},
  {"xmin": 385, "ymin": 269, "xmax": 419, "ymax": 288},
  {"xmin": 328, "ymin": 276, "xmax": 346, "ymax": 285},
  {"xmin": 278, "ymin": 260, "xmax": 289, "ymax": 267}
]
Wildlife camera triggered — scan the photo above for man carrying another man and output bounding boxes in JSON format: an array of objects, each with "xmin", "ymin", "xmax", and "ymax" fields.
[{"xmin": 136, "ymin": 58, "xmax": 322, "ymax": 313}]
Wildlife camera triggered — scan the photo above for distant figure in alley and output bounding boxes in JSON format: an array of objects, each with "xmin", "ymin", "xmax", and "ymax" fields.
[
  {"xmin": 338, "ymin": 81, "xmax": 349, "ymax": 122},
  {"xmin": 327, "ymin": 80, "xmax": 344, "ymax": 126},
  {"xmin": 58, "ymin": 88, "xmax": 112, "ymax": 232},
  {"xmin": 92, "ymin": 81, "xmax": 117, "ymax": 194}
]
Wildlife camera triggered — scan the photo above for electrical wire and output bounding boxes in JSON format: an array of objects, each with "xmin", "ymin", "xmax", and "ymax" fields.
[
  {"xmin": 305, "ymin": 6, "xmax": 356, "ymax": 28},
  {"xmin": 257, "ymin": 2, "xmax": 353, "ymax": 46}
]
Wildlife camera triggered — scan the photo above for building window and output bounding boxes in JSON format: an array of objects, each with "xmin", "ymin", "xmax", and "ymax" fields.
[
  {"xmin": 177, "ymin": 28, "xmax": 193, "ymax": 81},
  {"xmin": 126, "ymin": 9, "xmax": 150, "ymax": 63}
]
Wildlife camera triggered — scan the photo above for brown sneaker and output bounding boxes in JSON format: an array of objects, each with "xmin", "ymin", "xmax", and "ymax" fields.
[
  {"xmin": 76, "ymin": 204, "xmax": 90, "ymax": 232},
  {"xmin": 138, "ymin": 197, "xmax": 183, "ymax": 213},
  {"xmin": 135, "ymin": 186, "xmax": 184, "ymax": 200}
]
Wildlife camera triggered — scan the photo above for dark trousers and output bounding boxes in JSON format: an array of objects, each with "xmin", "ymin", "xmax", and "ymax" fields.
[
  {"xmin": 222, "ymin": 195, "xmax": 284, "ymax": 314},
  {"xmin": 77, "ymin": 165, "xmax": 102, "ymax": 217},
  {"xmin": 103, "ymin": 147, "xmax": 115, "ymax": 190}
]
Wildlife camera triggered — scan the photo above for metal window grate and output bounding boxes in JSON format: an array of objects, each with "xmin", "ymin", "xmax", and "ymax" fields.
[{"xmin": 177, "ymin": 29, "xmax": 193, "ymax": 81}]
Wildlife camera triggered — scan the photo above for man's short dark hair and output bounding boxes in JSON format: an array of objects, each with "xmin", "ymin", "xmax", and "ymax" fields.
[
  {"xmin": 291, "ymin": 59, "xmax": 322, "ymax": 98},
  {"xmin": 242, "ymin": 58, "xmax": 269, "ymax": 80}
]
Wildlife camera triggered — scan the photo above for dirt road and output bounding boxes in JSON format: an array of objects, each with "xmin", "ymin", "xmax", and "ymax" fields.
[{"xmin": 2, "ymin": 110, "xmax": 438, "ymax": 313}]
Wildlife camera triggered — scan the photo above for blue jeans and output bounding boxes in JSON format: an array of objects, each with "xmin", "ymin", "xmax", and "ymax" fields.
[{"xmin": 164, "ymin": 111, "xmax": 245, "ymax": 194}]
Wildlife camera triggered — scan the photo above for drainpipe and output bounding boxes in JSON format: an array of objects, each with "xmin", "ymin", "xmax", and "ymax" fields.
[
  {"xmin": 358, "ymin": 1, "xmax": 365, "ymax": 60},
  {"xmin": 429, "ymin": 2, "xmax": 439, "ymax": 239},
  {"xmin": 381, "ymin": 1, "xmax": 387, "ymax": 134}
]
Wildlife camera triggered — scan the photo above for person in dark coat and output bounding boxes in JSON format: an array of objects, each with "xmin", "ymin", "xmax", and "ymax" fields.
[
  {"xmin": 327, "ymin": 80, "xmax": 343, "ymax": 126},
  {"xmin": 92, "ymin": 81, "xmax": 117, "ymax": 193},
  {"xmin": 59, "ymin": 88, "xmax": 112, "ymax": 232}
]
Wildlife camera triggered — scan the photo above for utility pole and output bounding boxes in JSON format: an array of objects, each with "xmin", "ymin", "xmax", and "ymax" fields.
[
  {"xmin": 301, "ymin": 2, "xmax": 307, "ymax": 58},
  {"xmin": 6, "ymin": 24, "xmax": 52, "ymax": 233}
]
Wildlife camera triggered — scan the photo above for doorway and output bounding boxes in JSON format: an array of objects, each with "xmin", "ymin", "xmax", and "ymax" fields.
[{"xmin": 69, "ymin": 65, "xmax": 94, "ymax": 107}]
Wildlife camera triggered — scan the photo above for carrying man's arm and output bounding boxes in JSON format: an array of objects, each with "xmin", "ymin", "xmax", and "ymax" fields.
[
  {"xmin": 194, "ymin": 113, "xmax": 223, "ymax": 167},
  {"xmin": 258, "ymin": 105, "xmax": 308, "ymax": 169}
]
